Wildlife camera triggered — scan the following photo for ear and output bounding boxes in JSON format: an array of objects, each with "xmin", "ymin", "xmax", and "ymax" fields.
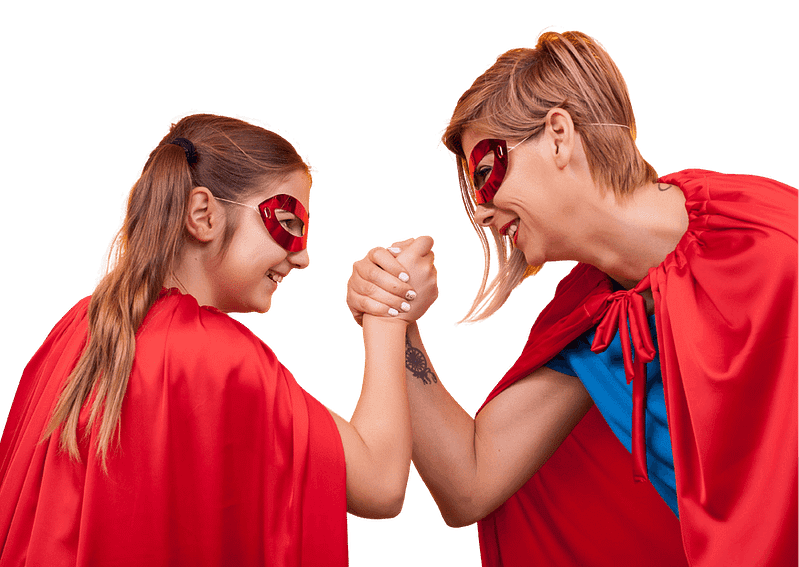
[
  {"xmin": 543, "ymin": 108, "xmax": 576, "ymax": 169},
  {"xmin": 185, "ymin": 187, "xmax": 223, "ymax": 243}
]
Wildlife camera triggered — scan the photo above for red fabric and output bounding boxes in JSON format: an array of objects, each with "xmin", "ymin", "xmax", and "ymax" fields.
[
  {"xmin": 0, "ymin": 290, "xmax": 347, "ymax": 566},
  {"xmin": 589, "ymin": 277, "xmax": 657, "ymax": 482},
  {"xmin": 477, "ymin": 170, "xmax": 797, "ymax": 566}
]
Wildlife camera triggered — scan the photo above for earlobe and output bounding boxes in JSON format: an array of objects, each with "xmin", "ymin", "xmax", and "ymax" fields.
[{"xmin": 185, "ymin": 187, "xmax": 220, "ymax": 243}]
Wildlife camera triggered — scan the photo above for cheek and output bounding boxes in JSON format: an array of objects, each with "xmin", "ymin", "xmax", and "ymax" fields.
[
  {"xmin": 223, "ymin": 231, "xmax": 285, "ymax": 275},
  {"xmin": 494, "ymin": 181, "xmax": 528, "ymax": 216}
]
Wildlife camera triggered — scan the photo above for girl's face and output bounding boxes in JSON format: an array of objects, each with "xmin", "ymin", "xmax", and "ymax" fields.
[{"xmin": 209, "ymin": 170, "xmax": 311, "ymax": 313}]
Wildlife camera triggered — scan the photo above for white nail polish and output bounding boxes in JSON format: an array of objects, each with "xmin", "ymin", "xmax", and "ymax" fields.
[
  {"xmin": 399, "ymin": 272, "xmax": 410, "ymax": 283},
  {"xmin": 401, "ymin": 302, "xmax": 411, "ymax": 312},
  {"xmin": 388, "ymin": 247, "xmax": 401, "ymax": 254},
  {"xmin": 405, "ymin": 290, "xmax": 417, "ymax": 301},
  {"xmin": 388, "ymin": 308, "xmax": 399, "ymax": 316}
]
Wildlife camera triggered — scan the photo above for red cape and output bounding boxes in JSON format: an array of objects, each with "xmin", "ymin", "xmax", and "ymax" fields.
[
  {"xmin": 476, "ymin": 170, "xmax": 797, "ymax": 566},
  {"xmin": 0, "ymin": 290, "xmax": 347, "ymax": 566}
]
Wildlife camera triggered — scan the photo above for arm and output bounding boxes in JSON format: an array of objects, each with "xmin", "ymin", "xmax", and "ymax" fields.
[
  {"xmin": 347, "ymin": 244, "xmax": 592, "ymax": 526},
  {"xmin": 328, "ymin": 316, "xmax": 411, "ymax": 519},
  {"xmin": 403, "ymin": 323, "xmax": 592, "ymax": 526},
  {"xmin": 331, "ymin": 237, "xmax": 437, "ymax": 519}
]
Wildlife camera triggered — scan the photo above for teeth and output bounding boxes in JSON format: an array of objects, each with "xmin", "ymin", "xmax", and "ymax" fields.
[
  {"xmin": 507, "ymin": 223, "xmax": 518, "ymax": 240},
  {"xmin": 268, "ymin": 273, "xmax": 283, "ymax": 283}
]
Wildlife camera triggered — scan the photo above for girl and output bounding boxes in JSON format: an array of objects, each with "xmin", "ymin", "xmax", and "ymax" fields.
[{"xmin": 0, "ymin": 114, "xmax": 436, "ymax": 566}]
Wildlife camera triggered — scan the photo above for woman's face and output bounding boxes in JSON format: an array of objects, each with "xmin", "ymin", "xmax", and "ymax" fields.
[
  {"xmin": 209, "ymin": 170, "xmax": 311, "ymax": 313},
  {"xmin": 461, "ymin": 127, "xmax": 583, "ymax": 267}
]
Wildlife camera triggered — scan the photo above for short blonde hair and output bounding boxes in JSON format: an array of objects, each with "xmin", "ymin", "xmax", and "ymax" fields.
[{"xmin": 443, "ymin": 31, "xmax": 657, "ymax": 321}]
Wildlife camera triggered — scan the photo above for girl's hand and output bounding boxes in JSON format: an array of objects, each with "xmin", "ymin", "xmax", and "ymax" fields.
[{"xmin": 347, "ymin": 237, "xmax": 437, "ymax": 325}]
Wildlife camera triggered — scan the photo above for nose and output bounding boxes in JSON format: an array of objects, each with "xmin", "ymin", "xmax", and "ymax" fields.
[
  {"xmin": 473, "ymin": 203, "xmax": 496, "ymax": 227},
  {"xmin": 288, "ymin": 247, "xmax": 310, "ymax": 270}
]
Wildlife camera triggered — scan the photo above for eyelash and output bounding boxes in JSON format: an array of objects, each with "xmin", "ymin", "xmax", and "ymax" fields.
[{"xmin": 475, "ymin": 165, "xmax": 492, "ymax": 185}]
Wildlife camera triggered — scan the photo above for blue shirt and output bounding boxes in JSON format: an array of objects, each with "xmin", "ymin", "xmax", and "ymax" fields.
[{"xmin": 545, "ymin": 314, "xmax": 679, "ymax": 516}]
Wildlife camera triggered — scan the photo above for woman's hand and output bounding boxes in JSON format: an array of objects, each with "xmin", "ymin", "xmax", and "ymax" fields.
[{"xmin": 347, "ymin": 236, "xmax": 438, "ymax": 325}]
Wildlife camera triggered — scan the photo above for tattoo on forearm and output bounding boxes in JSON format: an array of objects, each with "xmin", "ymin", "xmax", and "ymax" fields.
[{"xmin": 405, "ymin": 335, "xmax": 438, "ymax": 385}]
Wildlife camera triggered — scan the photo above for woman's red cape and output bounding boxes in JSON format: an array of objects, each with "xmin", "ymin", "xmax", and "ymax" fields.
[{"xmin": 477, "ymin": 170, "xmax": 797, "ymax": 566}]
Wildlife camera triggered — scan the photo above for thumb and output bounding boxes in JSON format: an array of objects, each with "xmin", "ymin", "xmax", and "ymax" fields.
[
  {"xmin": 388, "ymin": 238, "xmax": 416, "ymax": 256},
  {"xmin": 404, "ymin": 235, "xmax": 434, "ymax": 256}
]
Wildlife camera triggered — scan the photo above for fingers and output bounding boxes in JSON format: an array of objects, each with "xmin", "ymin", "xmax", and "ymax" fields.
[
  {"xmin": 358, "ymin": 249, "xmax": 416, "ymax": 298},
  {"xmin": 345, "ymin": 237, "xmax": 437, "ymax": 325},
  {"xmin": 387, "ymin": 238, "xmax": 415, "ymax": 255},
  {"xmin": 388, "ymin": 236, "xmax": 434, "ymax": 261},
  {"xmin": 347, "ymin": 250, "xmax": 418, "ymax": 323},
  {"xmin": 403, "ymin": 235, "xmax": 434, "ymax": 257},
  {"xmin": 395, "ymin": 237, "xmax": 437, "ymax": 323},
  {"xmin": 346, "ymin": 286, "xmax": 409, "ymax": 321}
]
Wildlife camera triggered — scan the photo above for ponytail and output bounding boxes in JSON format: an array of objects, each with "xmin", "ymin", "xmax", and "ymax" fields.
[
  {"xmin": 45, "ymin": 143, "xmax": 192, "ymax": 469},
  {"xmin": 44, "ymin": 112, "xmax": 313, "ymax": 472},
  {"xmin": 45, "ymin": 114, "xmax": 310, "ymax": 471}
]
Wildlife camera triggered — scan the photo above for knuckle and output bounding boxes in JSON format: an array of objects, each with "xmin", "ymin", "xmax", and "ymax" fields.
[
  {"xmin": 363, "ymin": 281, "xmax": 378, "ymax": 296},
  {"xmin": 352, "ymin": 259, "xmax": 368, "ymax": 276},
  {"xmin": 359, "ymin": 266, "xmax": 377, "ymax": 284},
  {"xmin": 368, "ymin": 246, "xmax": 383, "ymax": 257}
]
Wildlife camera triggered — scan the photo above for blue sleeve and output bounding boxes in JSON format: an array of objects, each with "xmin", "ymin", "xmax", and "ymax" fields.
[
  {"xmin": 545, "ymin": 351, "xmax": 578, "ymax": 377},
  {"xmin": 539, "ymin": 316, "xmax": 679, "ymax": 517}
]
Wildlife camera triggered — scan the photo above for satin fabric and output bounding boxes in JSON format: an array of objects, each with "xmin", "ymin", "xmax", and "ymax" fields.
[
  {"xmin": 0, "ymin": 290, "xmax": 347, "ymax": 566},
  {"xmin": 476, "ymin": 170, "xmax": 797, "ymax": 566},
  {"xmin": 546, "ymin": 314, "xmax": 679, "ymax": 515}
]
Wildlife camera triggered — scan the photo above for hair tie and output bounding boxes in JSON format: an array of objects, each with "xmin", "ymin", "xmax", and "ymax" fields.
[{"xmin": 170, "ymin": 137, "xmax": 198, "ymax": 165}]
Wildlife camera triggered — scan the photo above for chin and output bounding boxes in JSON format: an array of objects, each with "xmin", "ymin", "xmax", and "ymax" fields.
[
  {"xmin": 254, "ymin": 293, "xmax": 274, "ymax": 314},
  {"xmin": 521, "ymin": 249, "xmax": 544, "ymax": 267},
  {"xmin": 253, "ymin": 303, "xmax": 272, "ymax": 315},
  {"xmin": 226, "ymin": 295, "xmax": 272, "ymax": 314}
]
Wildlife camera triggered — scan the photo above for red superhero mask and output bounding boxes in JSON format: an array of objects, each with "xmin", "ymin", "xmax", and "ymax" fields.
[{"xmin": 217, "ymin": 193, "xmax": 308, "ymax": 252}]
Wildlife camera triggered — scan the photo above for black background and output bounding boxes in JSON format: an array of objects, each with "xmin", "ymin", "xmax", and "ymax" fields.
[{"xmin": 2, "ymin": 22, "xmax": 796, "ymax": 566}]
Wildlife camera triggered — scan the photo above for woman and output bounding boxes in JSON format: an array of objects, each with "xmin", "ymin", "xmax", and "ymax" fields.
[
  {"xmin": 347, "ymin": 32, "xmax": 797, "ymax": 566},
  {"xmin": 0, "ymin": 114, "xmax": 437, "ymax": 566}
]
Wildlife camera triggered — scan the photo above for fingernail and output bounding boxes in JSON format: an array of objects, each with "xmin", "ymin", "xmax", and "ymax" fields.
[
  {"xmin": 388, "ymin": 308, "xmax": 399, "ymax": 316},
  {"xmin": 399, "ymin": 272, "xmax": 409, "ymax": 283},
  {"xmin": 388, "ymin": 247, "xmax": 401, "ymax": 254},
  {"xmin": 405, "ymin": 290, "xmax": 417, "ymax": 301},
  {"xmin": 401, "ymin": 302, "xmax": 411, "ymax": 312}
]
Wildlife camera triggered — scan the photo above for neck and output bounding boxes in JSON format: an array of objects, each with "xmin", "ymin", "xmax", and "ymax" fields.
[
  {"xmin": 575, "ymin": 182, "xmax": 688, "ymax": 288},
  {"xmin": 165, "ymin": 241, "xmax": 218, "ymax": 307}
]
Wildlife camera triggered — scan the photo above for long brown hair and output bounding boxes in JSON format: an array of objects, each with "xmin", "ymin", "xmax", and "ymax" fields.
[
  {"xmin": 45, "ymin": 114, "xmax": 310, "ymax": 470},
  {"xmin": 442, "ymin": 31, "xmax": 658, "ymax": 321}
]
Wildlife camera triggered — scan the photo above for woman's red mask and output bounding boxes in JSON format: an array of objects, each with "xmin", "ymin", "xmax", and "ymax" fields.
[
  {"xmin": 467, "ymin": 136, "xmax": 533, "ymax": 205},
  {"xmin": 468, "ymin": 139, "xmax": 509, "ymax": 205}
]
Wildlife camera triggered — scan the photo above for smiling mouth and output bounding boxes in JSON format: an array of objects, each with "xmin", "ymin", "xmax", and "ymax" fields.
[
  {"xmin": 267, "ymin": 272, "xmax": 284, "ymax": 283},
  {"xmin": 500, "ymin": 220, "xmax": 519, "ymax": 245}
]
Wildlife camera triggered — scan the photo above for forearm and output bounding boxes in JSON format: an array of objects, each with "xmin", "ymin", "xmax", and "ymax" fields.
[
  {"xmin": 339, "ymin": 314, "xmax": 412, "ymax": 518},
  {"xmin": 404, "ymin": 323, "xmax": 485, "ymax": 526}
]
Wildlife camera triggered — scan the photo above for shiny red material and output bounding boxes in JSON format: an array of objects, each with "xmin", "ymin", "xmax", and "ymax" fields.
[
  {"xmin": 468, "ymin": 139, "xmax": 508, "ymax": 204},
  {"xmin": 590, "ymin": 279, "xmax": 657, "ymax": 482},
  {"xmin": 476, "ymin": 170, "xmax": 797, "ymax": 566},
  {"xmin": 258, "ymin": 193, "xmax": 309, "ymax": 252},
  {"xmin": 0, "ymin": 289, "xmax": 347, "ymax": 566}
]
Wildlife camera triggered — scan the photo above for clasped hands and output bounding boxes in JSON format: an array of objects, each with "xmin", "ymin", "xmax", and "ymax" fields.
[{"xmin": 347, "ymin": 236, "xmax": 438, "ymax": 326}]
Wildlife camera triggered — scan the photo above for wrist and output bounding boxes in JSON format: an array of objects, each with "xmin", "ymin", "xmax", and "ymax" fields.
[{"xmin": 363, "ymin": 313, "xmax": 410, "ymax": 331}]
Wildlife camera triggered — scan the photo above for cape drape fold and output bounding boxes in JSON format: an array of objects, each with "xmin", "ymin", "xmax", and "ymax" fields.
[
  {"xmin": 0, "ymin": 290, "xmax": 347, "ymax": 566},
  {"xmin": 477, "ymin": 170, "xmax": 797, "ymax": 566}
]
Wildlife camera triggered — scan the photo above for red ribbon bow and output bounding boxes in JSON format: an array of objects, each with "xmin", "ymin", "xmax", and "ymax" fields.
[{"xmin": 589, "ymin": 279, "xmax": 656, "ymax": 482}]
